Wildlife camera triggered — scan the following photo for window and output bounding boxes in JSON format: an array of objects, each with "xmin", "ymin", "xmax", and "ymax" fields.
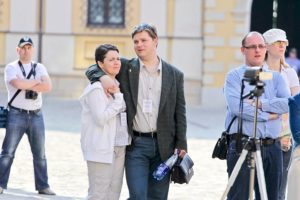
[{"xmin": 87, "ymin": 0, "xmax": 125, "ymax": 27}]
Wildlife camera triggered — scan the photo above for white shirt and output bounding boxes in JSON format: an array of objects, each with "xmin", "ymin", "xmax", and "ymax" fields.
[
  {"xmin": 133, "ymin": 58, "xmax": 162, "ymax": 132},
  {"xmin": 4, "ymin": 60, "xmax": 49, "ymax": 110}
]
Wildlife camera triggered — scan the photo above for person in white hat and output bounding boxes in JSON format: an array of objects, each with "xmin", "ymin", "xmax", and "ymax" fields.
[{"xmin": 263, "ymin": 28, "xmax": 300, "ymax": 200}]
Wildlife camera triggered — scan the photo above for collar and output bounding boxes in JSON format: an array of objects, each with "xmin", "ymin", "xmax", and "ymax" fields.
[{"xmin": 139, "ymin": 57, "xmax": 162, "ymax": 72}]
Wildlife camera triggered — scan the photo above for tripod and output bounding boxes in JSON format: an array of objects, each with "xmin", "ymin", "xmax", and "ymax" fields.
[{"xmin": 221, "ymin": 85, "xmax": 268, "ymax": 200}]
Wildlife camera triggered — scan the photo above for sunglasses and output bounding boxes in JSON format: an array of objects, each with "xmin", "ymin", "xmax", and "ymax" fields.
[{"xmin": 271, "ymin": 41, "xmax": 288, "ymax": 46}]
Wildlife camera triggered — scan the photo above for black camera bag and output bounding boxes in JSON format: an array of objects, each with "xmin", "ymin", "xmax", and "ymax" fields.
[{"xmin": 212, "ymin": 116, "xmax": 237, "ymax": 160}]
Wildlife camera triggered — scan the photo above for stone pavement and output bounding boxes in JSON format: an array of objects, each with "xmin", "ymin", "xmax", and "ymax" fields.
[{"xmin": 0, "ymin": 95, "xmax": 229, "ymax": 200}]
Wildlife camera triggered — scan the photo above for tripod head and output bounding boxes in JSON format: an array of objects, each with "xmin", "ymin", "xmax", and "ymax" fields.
[
  {"xmin": 249, "ymin": 81, "xmax": 265, "ymax": 98},
  {"xmin": 243, "ymin": 66, "xmax": 272, "ymax": 85},
  {"xmin": 243, "ymin": 66, "xmax": 268, "ymax": 98}
]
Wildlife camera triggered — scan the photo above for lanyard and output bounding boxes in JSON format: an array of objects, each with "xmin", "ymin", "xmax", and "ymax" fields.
[{"xmin": 18, "ymin": 60, "xmax": 36, "ymax": 78}]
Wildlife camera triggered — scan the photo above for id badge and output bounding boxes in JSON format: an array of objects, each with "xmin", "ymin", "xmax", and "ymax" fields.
[
  {"xmin": 121, "ymin": 112, "xmax": 127, "ymax": 126},
  {"xmin": 143, "ymin": 99, "xmax": 153, "ymax": 113}
]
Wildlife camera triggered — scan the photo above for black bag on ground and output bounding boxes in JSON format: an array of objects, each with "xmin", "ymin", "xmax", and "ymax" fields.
[
  {"xmin": 171, "ymin": 153, "xmax": 194, "ymax": 184},
  {"xmin": 212, "ymin": 116, "xmax": 237, "ymax": 160}
]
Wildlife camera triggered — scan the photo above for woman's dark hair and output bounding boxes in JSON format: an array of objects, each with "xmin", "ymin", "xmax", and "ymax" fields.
[{"xmin": 95, "ymin": 44, "xmax": 119, "ymax": 64}]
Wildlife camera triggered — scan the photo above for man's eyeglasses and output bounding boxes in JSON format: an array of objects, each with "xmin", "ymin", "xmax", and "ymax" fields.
[
  {"xmin": 271, "ymin": 41, "xmax": 288, "ymax": 46},
  {"xmin": 243, "ymin": 45, "xmax": 266, "ymax": 50}
]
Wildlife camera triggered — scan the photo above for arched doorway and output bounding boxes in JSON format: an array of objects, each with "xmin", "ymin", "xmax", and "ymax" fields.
[{"xmin": 250, "ymin": 0, "xmax": 300, "ymax": 53}]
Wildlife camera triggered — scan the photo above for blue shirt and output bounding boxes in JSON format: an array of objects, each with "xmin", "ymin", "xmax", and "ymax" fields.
[
  {"xmin": 289, "ymin": 93, "xmax": 300, "ymax": 147},
  {"xmin": 224, "ymin": 64, "xmax": 290, "ymax": 139},
  {"xmin": 286, "ymin": 57, "xmax": 300, "ymax": 74}
]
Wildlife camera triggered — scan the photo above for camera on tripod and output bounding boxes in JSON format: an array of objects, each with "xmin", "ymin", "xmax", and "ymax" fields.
[
  {"xmin": 25, "ymin": 90, "xmax": 38, "ymax": 100},
  {"xmin": 221, "ymin": 66, "xmax": 273, "ymax": 200},
  {"xmin": 243, "ymin": 66, "xmax": 272, "ymax": 87}
]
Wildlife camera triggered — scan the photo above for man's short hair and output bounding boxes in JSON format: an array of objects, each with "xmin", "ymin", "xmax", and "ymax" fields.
[
  {"xmin": 241, "ymin": 31, "xmax": 265, "ymax": 47},
  {"xmin": 131, "ymin": 23, "xmax": 158, "ymax": 39},
  {"xmin": 290, "ymin": 48, "xmax": 297, "ymax": 55}
]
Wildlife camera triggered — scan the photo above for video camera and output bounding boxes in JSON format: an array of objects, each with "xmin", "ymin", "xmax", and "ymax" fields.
[{"xmin": 243, "ymin": 66, "xmax": 272, "ymax": 86}]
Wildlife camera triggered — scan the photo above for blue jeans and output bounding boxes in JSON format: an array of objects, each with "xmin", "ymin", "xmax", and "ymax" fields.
[
  {"xmin": 125, "ymin": 136, "xmax": 170, "ymax": 200},
  {"xmin": 227, "ymin": 139, "xmax": 282, "ymax": 200},
  {"xmin": 279, "ymin": 147, "xmax": 292, "ymax": 200},
  {"xmin": 0, "ymin": 108, "xmax": 49, "ymax": 190},
  {"xmin": 289, "ymin": 93, "xmax": 300, "ymax": 147}
]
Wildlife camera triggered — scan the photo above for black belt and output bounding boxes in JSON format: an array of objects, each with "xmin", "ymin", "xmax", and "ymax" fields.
[
  {"xmin": 133, "ymin": 130, "xmax": 157, "ymax": 138},
  {"xmin": 9, "ymin": 105, "xmax": 41, "ymax": 114},
  {"xmin": 229, "ymin": 133, "xmax": 278, "ymax": 146}
]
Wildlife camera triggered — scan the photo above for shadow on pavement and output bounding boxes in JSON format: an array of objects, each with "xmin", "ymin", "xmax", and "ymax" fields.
[{"xmin": 3, "ymin": 188, "xmax": 83, "ymax": 200}]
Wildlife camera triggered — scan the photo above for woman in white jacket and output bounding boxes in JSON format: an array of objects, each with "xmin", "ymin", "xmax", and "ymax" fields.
[{"xmin": 80, "ymin": 44, "xmax": 130, "ymax": 200}]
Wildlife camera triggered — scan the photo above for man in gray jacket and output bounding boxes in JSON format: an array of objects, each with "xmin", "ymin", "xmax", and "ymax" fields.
[{"xmin": 86, "ymin": 23, "xmax": 187, "ymax": 200}]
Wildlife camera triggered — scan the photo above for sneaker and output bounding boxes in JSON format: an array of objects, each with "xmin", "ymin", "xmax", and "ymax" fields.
[
  {"xmin": 0, "ymin": 186, "xmax": 3, "ymax": 194},
  {"xmin": 38, "ymin": 187, "xmax": 56, "ymax": 195}
]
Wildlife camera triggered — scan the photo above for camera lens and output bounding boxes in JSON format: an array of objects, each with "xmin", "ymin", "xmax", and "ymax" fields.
[{"xmin": 25, "ymin": 90, "xmax": 38, "ymax": 100}]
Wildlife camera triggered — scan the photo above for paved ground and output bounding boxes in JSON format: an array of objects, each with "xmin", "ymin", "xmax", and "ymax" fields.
[{"xmin": 0, "ymin": 94, "xmax": 228, "ymax": 200}]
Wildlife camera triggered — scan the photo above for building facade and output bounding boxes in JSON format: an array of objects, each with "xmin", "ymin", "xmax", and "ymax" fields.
[{"xmin": 0, "ymin": 0, "xmax": 255, "ymax": 105}]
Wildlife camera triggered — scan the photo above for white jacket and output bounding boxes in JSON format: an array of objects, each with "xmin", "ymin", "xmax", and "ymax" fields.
[{"xmin": 80, "ymin": 82, "xmax": 124, "ymax": 163}]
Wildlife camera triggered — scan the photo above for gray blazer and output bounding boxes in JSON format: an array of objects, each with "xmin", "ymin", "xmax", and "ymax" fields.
[{"xmin": 86, "ymin": 58, "xmax": 187, "ymax": 160}]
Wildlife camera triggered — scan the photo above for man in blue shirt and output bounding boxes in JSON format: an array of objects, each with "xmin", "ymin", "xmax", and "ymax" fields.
[
  {"xmin": 224, "ymin": 32, "xmax": 290, "ymax": 200},
  {"xmin": 286, "ymin": 48, "xmax": 300, "ymax": 79}
]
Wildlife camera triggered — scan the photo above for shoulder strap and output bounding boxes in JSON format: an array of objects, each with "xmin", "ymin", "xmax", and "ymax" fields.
[
  {"xmin": 226, "ymin": 116, "xmax": 237, "ymax": 133},
  {"xmin": 7, "ymin": 62, "xmax": 37, "ymax": 107}
]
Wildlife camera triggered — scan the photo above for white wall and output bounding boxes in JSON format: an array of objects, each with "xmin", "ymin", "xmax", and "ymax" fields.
[
  {"xmin": 10, "ymin": 0, "xmax": 37, "ymax": 32},
  {"xmin": 42, "ymin": 35, "xmax": 74, "ymax": 74},
  {"xmin": 173, "ymin": 0, "xmax": 202, "ymax": 37},
  {"xmin": 171, "ymin": 39, "xmax": 202, "ymax": 79},
  {"xmin": 156, "ymin": 39, "xmax": 168, "ymax": 61},
  {"xmin": 140, "ymin": 0, "xmax": 167, "ymax": 36},
  {"xmin": 45, "ymin": 0, "xmax": 72, "ymax": 33}
]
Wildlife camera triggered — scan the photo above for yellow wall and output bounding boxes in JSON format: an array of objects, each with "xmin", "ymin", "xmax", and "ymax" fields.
[
  {"xmin": 204, "ymin": 0, "xmax": 241, "ymax": 87},
  {"xmin": 0, "ymin": 33, "xmax": 5, "ymax": 66},
  {"xmin": 0, "ymin": 0, "xmax": 9, "ymax": 66},
  {"xmin": 0, "ymin": 0, "xmax": 10, "ymax": 31},
  {"xmin": 72, "ymin": 0, "xmax": 140, "ymax": 69},
  {"xmin": 72, "ymin": 0, "xmax": 140, "ymax": 34},
  {"xmin": 74, "ymin": 36, "xmax": 135, "ymax": 69},
  {"xmin": 165, "ymin": 0, "xmax": 175, "ymax": 61}
]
